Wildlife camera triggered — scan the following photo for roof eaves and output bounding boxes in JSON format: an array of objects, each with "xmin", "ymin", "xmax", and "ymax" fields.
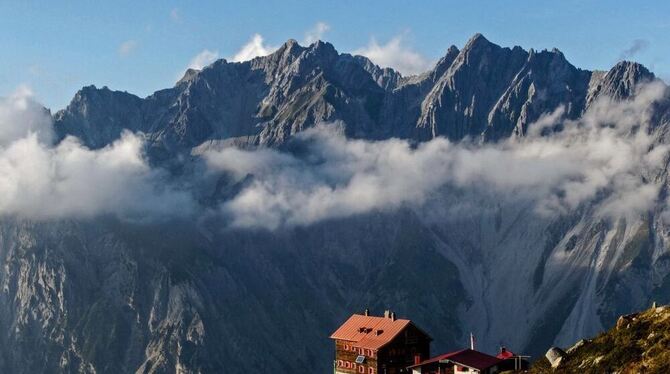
[{"xmin": 444, "ymin": 358, "xmax": 500, "ymax": 371}]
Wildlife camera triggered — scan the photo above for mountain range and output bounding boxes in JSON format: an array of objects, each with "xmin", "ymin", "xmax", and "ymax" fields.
[{"xmin": 1, "ymin": 33, "xmax": 670, "ymax": 373}]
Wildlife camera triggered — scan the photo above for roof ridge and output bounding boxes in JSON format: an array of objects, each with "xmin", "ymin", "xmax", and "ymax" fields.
[{"xmin": 329, "ymin": 314, "xmax": 416, "ymax": 349}]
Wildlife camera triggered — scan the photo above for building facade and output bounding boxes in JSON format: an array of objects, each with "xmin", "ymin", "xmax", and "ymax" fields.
[
  {"xmin": 331, "ymin": 311, "xmax": 432, "ymax": 374},
  {"xmin": 408, "ymin": 349, "xmax": 503, "ymax": 374}
]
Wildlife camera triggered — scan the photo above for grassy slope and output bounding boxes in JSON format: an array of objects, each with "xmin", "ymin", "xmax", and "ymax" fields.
[{"xmin": 530, "ymin": 305, "xmax": 670, "ymax": 373}]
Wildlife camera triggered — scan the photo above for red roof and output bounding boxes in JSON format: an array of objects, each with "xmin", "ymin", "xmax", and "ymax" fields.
[
  {"xmin": 330, "ymin": 314, "xmax": 422, "ymax": 350},
  {"xmin": 408, "ymin": 349, "xmax": 470, "ymax": 368},
  {"xmin": 410, "ymin": 349, "xmax": 502, "ymax": 371},
  {"xmin": 496, "ymin": 348, "xmax": 515, "ymax": 359}
]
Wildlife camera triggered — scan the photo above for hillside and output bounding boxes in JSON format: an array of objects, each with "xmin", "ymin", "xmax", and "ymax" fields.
[{"xmin": 531, "ymin": 305, "xmax": 670, "ymax": 373}]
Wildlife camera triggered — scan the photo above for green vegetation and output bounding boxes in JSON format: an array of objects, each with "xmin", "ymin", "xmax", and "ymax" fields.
[{"xmin": 530, "ymin": 305, "xmax": 670, "ymax": 373}]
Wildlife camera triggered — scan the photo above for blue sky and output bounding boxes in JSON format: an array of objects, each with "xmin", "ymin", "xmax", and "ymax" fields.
[{"xmin": 1, "ymin": 0, "xmax": 669, "ymax": 111}]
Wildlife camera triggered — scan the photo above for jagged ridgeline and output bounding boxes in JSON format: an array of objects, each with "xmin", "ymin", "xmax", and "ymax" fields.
[{"xmin": 1, "ymin": 34, "xmax": 670, "ymax": 373}]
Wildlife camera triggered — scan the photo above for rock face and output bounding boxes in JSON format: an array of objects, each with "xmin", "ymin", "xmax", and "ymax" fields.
[
  {"xmin": 0, "ymin": 213, "xmax": 467, "ymax": 373},
  {"xmin": 52, "ymin": 34, "xmax": 609, "ymax": 155},
  {"xmin": 545, "ymin": 347, "xmax": 566, "ymax": 368},
  {"xmin": 54, "ymin": 86, "xmax": 144, "ymax": 148},
  {"xmin": 2, "ymin": 34, "xmax": 670, "ymax": 373}
]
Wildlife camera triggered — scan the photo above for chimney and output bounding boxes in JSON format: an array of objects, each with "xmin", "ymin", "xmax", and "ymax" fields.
[
  {"xmin": 470, "ymin": 333, "xmax": 476, "ymax": 350},
  {"xmin": 414, "ymin": 354, "xmax": 422, "ymax": 365},
  {"xmin": 390, "ymin": 312, "xmax": 396, "ymax": 321},
  {"xmin": 364, "ymin": 308, "xmax": 370, "ymax": 316},
  {"xmin": 384, "ymin": 310, "xmax": 390, "ymax": 318}
]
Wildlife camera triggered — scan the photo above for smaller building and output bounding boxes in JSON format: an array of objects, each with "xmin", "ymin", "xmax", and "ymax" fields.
[
  {"xmin": 408, "ymin": 349, "xmax": 502, "ymax": 374},
  {"xmin": 495, "ymin": 347, "xmax": 529, "ymax": 371}
]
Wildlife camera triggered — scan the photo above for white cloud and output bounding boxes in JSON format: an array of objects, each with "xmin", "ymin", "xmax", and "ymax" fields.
[
  {"xmin": 203, "ymin": 82, "xmax": 670, "ymax": 229},
  {"xmin": 0, "ymin": 85, "xmax": 53, "ymax": 146},
  {"xmin": 230, "ymin": 34, "xmax": 277, "ymax": 62},
  {"xmin": 187, "ymin": 49, "xmax": 220, "ymax": 70},
  {"xmin": 619, "ymin": 39, "xmax": 649, "ymax": 60},
  {"xmin": 4, "ymin": 79, "xmax": 664, "ymax": 230},
  {"xmin": 170, "ymin": 8, "xmax": 181, "ymax": 23},
  {"xmin": 177, "ymin": 49, "xmax": 221, "ymax": 81},
  {"xmin": 228, "ymin": 23, "xmax": 328, "ymax": 63},
  {"xmin": 353, "ymin": 34, "xmax": 433, "ymax": 75},
  {"xmin": 0, "ymin": 86, "xmax": 194, "ymax": 220},
  {"xmin": 118, "ymin": 40, "xmax": 138, "ymax": 57},
  {"xmin": 0, "ymin": 132, "xmax": 193, "ymax": 220},
  {"xmin": 303, "ymin": 22, "xmax": 330, "ymax": 45}
]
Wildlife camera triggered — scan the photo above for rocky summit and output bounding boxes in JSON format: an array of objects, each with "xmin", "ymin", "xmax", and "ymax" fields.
[{"xmin": 2, "ymin": 34, "xmax": 670, "ymax": 373}]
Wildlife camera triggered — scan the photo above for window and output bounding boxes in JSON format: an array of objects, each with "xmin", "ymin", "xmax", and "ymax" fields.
[
  {"xmin": 368, "ymin": 368, "xmax": 375, "ymax": 374},
  {"xmin": 355, "ymin": 355, "xmax": 365, "ymax": 364},
  {"xmin": 359, "ymin": 366, "xmax": 365, "ymax": 373},
  {"xmin": 345, "ymin": 362, "xmax": 350, "ymax": 369},
  {"xmin": 337, "ymin": 360, "xmax": 343, "ymax": 367}
]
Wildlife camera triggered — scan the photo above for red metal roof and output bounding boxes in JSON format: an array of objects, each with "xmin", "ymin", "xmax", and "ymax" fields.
[
  {"xmin": 329, "ymin": 314, "xmax": 416, "ymax": 350},
  {"xmin": 410, "ymin": 349, "xmax": 502, "ymax": 371},
  {"xmin": 408, "ymin": 349, "xmax": 469, "ymax": 368},
  {"xmin": 496, "ymin": 348, "xmax": 515, "ymax": 359}
]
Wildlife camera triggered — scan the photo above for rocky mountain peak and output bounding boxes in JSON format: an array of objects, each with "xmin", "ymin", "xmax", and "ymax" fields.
[
  {"xmin": 275, "ymin": 38, "xmax": 304, "ymax": 58},
  {"xmin": 54, "ymin": 85, "xmax": 144, "ymax": 148},
  {"xmin": 459, "ymin": 33, "xmax": 500, "ymax": 59},
  {"xmin": 607, "ymin": 61, "xmax": 655, "ymax": 90},
  {"xmin": 463, "ymin": 33, "xmax": 489, "ymax": 48},
  {"xmin": 587, "ymin": 61, "xmax": 656, "ymax": 105},
  {"xmin": 302, "ymin": 39, "xmax": 339, "ymax": 64},
  {"xmin": 51, "ymin": 35, "xmax": 665, "ymax": 154},
  {"xmin": 177, "ymin": 68, "xmax": 200, "ymax": 85},
  {"xmin": 430, "ymin": 45, "xmax": 460, "ymax": 78},
  {"xmin": 348, "ymin": 54, "xmax": 402, "ymax": 90}
]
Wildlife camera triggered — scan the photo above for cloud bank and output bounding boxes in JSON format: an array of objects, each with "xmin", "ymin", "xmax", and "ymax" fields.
[
  {"xmin": 230, "ymin": 34, "xmax": 277, "ymax": 62},
  {"xmin": 0, "ymin": 85, "xmax": 53, "ymax": 146},
  {"xmin": 170, "ymin": 8, "xmax": 181, "ymax": 23},
  {"xmin": 304, "ymin": 22, "xmax": 330, "ymax": 45},
  {"xmin": 0, "ymin": 87, "xmax": 193, "ymax": 221},
  {"xmin": 204, "ymin": 82, "xmax": 669, "ymax": 229},
  {"xmin": 186, "ymin": 49, "xmax": 220, "ymax": 71},
  {"xmin": 3, "ymin": 80, "xmax": 667, "ymax": 229},
  {"xmin": 229, "ymin": 22, "xmax": 330, "ymax": 63},
  {"xmin": 353, "ymin": 34, "xmax": 433, "ymax": 76},
  {"xmin": 619, "ymin": 39, "xmax": 649, "ymax": 60},
  {"xmin": 118, "ymin": 40, "xmax": 138, "ymax": 57}
]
